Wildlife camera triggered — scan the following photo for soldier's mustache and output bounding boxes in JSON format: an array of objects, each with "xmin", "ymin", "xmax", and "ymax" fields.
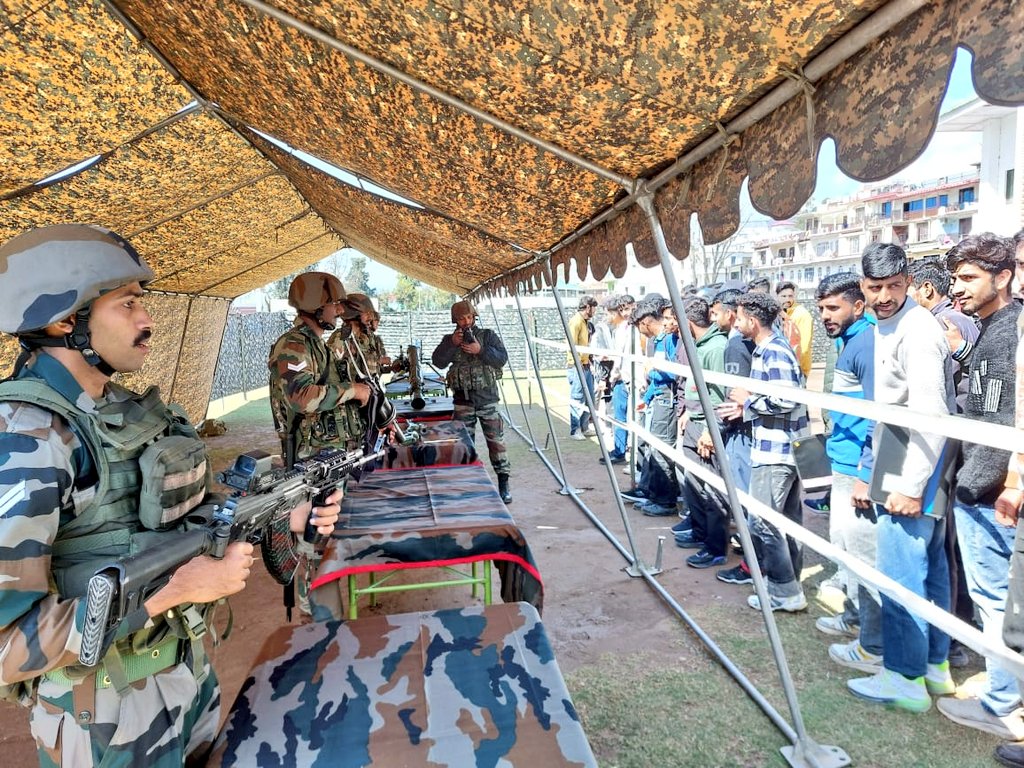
[{"xmin": 134, "ymin": 330, "xmax": 152, "ymax": 346}]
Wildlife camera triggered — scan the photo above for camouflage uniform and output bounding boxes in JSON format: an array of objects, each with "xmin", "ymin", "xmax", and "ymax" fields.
[
  {"xmin": 0, "ymin": 353, "xmax": 220, "ymax": 767},
  {"xmin": 431, "ymin": 323, "xmax": 510, "ymax": 478},
  {"xmin": 268, "ymin": 322, "xmax": 365, "ymax": 458}
]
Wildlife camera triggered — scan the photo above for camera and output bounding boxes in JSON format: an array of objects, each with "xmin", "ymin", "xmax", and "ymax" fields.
[{"xmin": 461, "ymin": 326, "xmax": 476, "ymax": 345}]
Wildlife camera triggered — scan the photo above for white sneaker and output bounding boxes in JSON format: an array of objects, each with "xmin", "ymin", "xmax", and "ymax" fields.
[
  {"xmin": 747, "ymin": 592, "xmax": 807, "ymax": 612},
  {"xmin": 829, "ymin": 640, "xmax": 882, "ymax": 672},
  {"xmin": 925, "ymin": 661, "xmax": 955, "ymax": 696},
  {"xmin": 815, "ymin": 615, "xmax": 858, "ymax": 638},
  {"xmin": 847, "ymin": 668, "xmax": 932, "ymax": 713},
  {"xmin": 569, "ymin": 432, "xmax": 586, "ymax": 441}
]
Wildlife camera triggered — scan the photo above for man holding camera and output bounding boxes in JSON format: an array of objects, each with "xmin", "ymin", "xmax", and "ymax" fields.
[{"xmin": 432, "ymin": 300, "xmax": 512, "ymax": 503}]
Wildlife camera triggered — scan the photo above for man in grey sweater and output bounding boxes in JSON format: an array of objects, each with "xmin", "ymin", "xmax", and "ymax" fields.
[
  {"xmin": 936, "ymin": 233, "xmax": 1023, "ymax": 739},
  {"xmin": 847, "ymin": 243, "xmax": 956, "ymax": 714}
]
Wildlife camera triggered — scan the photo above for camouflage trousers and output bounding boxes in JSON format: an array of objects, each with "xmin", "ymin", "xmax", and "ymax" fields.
[
  {"xmin": 30, "ymin": 658, "xmax": 219, "ymax": 767},
  {"xmin": 453, "ymin": 401, "xmax": 510, "ymax": 475}
]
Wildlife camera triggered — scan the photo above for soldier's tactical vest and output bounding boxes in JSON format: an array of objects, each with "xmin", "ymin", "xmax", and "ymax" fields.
[
  {"xmin": 446, "ymin": 330, "xmax": 502, "ymax": 400},
  {"xmin": 0, "ymin": 378, "xmax": 212, "ymax": 696}
]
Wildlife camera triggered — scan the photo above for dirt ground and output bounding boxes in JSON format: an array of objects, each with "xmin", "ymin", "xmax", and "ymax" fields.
[{"xmin": 0, "ymin": 387, "xmax": 997, "ymax": 767}]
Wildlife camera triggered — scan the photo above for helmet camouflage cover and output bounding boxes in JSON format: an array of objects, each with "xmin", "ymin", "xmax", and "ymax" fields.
[
  {"xmin": 0, "ymin": 224, "xmax": 155, "ymax": 334},
  {"xmin": 450, "ymin": 300, "xmax": 477, "ymax": 322},
  {"xmin": 341, "ymin": 292, "xmax": 375, "ymax": 321},
  {"xmin": 288, "ymin": 272, "xmax": 346, "ymax": 313}
]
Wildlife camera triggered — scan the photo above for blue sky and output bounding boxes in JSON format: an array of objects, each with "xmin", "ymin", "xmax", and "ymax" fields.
[{"xmin": 321, "ymin": 48, "xmax": 981, "ymax": 293}]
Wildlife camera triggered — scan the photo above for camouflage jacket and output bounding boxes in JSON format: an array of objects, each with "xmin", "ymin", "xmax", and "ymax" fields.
[
  {"xmin": 269, "ymin": 321, "xmax": 363, "ymax": 458},
  {"xmin": 0, "ymin": 354, "xmax": 129, "ymax": 685},
  {"xmin": 327, "ymin": 326, "xmax": 387, "ymax": 378},
  {"xmin": 431, "ymin": 325, "xmax": 507, "ymax": 406}
]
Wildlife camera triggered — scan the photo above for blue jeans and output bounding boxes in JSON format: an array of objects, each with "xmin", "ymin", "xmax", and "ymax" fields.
[
  {"xmin": 637, "ymin": 392, "xmax": 678, "ymax": 506},
  {"xmin": 749, "ymin": 464, "xmax": 803, "ymax": 598},
  {"xmin": 567, "ymin": 367, "xmax": 594, "ymax": 434},
  {"xmin": 611, "ymin": 381, "xmax": 629, "ymax": 458},
  {"xmin": 953, "ymin": 501, "xmax": 1020, "ymax": 716},
  {"xmin": 724, "ymin": 428, "xmax": 752, "ymax": 493},
  {"xmin": 876, "ymin": 511, "xmax": 950, "ymax": 678}
]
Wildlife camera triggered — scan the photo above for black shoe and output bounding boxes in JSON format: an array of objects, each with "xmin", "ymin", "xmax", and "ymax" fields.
[
  {"xmin": 599, "ymin": 454, "xmax": 626, "ymax": 465},
  {"xmin": 716, "ymin": 563, "xmax": 753, "ymax": 585},
  {"xmin": 674, "ymin": 531, "xmax": 703, "ymax": 549},
  {"xmin": 995, "ymin": 743, "xmax": 1024, "ymax": 768},
  {"xmin": 729, "ymin": 533, "xmax": 743, "ymax": 554},
  {"xmin": 671, "ymin": 518, "xmax": 692, "ymax": 534},
  {"xmin": 497, "ymin": 474, "xmax": 512, "ymax": 504},
  {"xmin": 687, "ymin": 549, "xmax": 727, "ymax": 569},
  {"xmin": 620, "ymin": 489, "xmax": 647, "ymax": 503}
]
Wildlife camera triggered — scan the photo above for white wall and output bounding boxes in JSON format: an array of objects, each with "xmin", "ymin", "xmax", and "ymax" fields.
[{"xmin": 977, "ymin": 111, "xmax": 1019, "ymax": 235}]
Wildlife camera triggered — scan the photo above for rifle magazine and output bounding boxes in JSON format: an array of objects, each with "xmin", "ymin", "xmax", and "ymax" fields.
[{"xmin": 80, "ymin": 573, "xmax": 117, "ymax": 667}]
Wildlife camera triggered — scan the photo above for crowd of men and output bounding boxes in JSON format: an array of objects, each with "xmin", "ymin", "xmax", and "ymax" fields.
[{"xmin": 572, "ymin": 230, "xmax": 1024, "ymax": 763}]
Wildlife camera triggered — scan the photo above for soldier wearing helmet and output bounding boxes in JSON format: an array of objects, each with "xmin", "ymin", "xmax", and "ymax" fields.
[
  {"xmin": 327, "ymin": 293, "xmax": 391, "ymax": 378},
  {"xmin": 431, "ymin": 299, "xmax": 512, "ymax": 503},
  {"xmin": 268, "ymin": 272, "xmax": 371, "ymax": 465},
  {"xmin": 0, "ymin": 225, "xmax": 342, "ymax": 766}
]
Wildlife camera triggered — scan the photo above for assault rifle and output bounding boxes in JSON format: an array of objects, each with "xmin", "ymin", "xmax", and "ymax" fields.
[{"xmin": 78, "ymin": 446, "xmax": 383, "ymax": 667}]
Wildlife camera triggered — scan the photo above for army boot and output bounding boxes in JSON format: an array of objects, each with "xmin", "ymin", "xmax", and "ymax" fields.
[{"xmin": 497, "ymin": 473, "xmax": 512, "ymax": 504}]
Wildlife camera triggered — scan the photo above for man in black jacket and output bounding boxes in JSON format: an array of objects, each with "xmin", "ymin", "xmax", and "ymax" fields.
[
  {"xmin": 938, "ymin": 233, "xmax": 1022, "ymax": 738},
  {"xmin": 432, "ymin": 300, "xmax": 512, "ymax": 502}
]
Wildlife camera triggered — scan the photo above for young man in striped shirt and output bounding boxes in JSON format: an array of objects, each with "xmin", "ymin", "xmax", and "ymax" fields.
[{"xmin": 719, "ymin": 291, "xmax": 809, "ymax": 612}]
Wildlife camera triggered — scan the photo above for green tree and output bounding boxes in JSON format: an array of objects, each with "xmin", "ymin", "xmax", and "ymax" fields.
[
  {"xmin": 345, "ymin": 255, "xmax": 371, "ymax": 295},
  {"xmin": 422, "ymin": 286, "xmax": 458, "ymax": 310},
  {"xmin": 393, "ymin": 275, "xmax": 421, "ymax": 310}
]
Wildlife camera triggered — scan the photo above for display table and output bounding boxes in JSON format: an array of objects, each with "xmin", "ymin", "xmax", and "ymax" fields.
[
  {"xmin": 311, "ymin": 463, "xmax": 543, "ymax": 620},
  {"xmin": 383, "ymin": 418, "xmax": 477, "ymax": 468},
  {"xmin": 209, "ymin": 602, "xmax": 596, "ymax": 767},
  {"xmin": 385, "ymin": 373, "xmax": 446, "ymax": 399}
]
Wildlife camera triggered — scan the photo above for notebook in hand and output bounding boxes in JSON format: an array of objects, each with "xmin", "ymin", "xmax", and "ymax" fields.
[
  {"xmin": 868, "ymin": 423, "xmax": 957, "ymax": 517},
  {"xmin": 792, "ymin": 433, "xmax": 832, "ymax": 492}
]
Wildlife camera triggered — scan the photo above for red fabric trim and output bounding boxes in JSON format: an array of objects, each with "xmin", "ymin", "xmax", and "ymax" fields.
[{"xmin": 310, "ymin": 552, "xmax": 544, "ymax": 593}]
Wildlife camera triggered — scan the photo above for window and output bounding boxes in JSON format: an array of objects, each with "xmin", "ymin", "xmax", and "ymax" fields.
[
  {"xmin": 881, "ymin": 201, "xmax": 892, "ymax": 217},
  {"xmin": 804, "ymin": 268, "xmax": 815, "ymax": 282},
  {"xmin": 1007, "ymin": 169, "xmax": 1015, "ymax": 202},
  {"xmin": 778, "ymin": 248, "xmax": 786, "ymax": 262},
  {"xmin": 788, "ymin": 247, "xmax": 795, "ymax": 260},
  {"xmin": 959, "ymin": 187, "xmax": 976, "ymax": 204},
  {"xmin": 849, "ymin": 235, "xmax": 860, "ymax": 255},
  {"xmin": 938, "ymin": 194, "xmax": 948, "ymax": 206},
  {"xmin": 925, "ymin": 196, "xmax": 937, "ymax": 208},
  {"xmin": 870, "ymin": 229, "xmax": 881, "ymax": 243},
  {"xmin": 959, "ymin": 217, "xmax": 972, "ymax": 237},
  {"xmin": 916, "ymin": 222, "xmax": 930, "ymax": 242},
  {"xmin": 903, "ymin": 199, "xmax": 924, "ymax": 212},
  {"xmin": 817, "ymin": 267, "xmax": 823, "ymax": 278}
]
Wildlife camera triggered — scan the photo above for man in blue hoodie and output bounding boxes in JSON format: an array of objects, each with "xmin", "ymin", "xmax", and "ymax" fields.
[{"xmin": 811, "ymin": 273, "xmax": 882, "ymax": 675}]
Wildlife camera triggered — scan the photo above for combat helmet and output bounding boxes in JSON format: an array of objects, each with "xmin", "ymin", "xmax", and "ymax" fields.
[
  {"xmin": 288, "ymin": 272, "xmax": 346, "ymax": 330},
  {"xmin": 341, "ymin": 292, "xmax": 375, "ymax": 322},
  {"xmin": 450, "ymin": 300, "xmax": 477, "ymax": 323},
  {"xmin": 0, "ymin": 224, "xmax": 154, "ymax": 373}
]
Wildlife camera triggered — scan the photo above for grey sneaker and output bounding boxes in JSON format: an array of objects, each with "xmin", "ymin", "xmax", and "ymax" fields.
[{"xmin": 937, "ymin": 698, "xmax": 1024, "ymax": 740}]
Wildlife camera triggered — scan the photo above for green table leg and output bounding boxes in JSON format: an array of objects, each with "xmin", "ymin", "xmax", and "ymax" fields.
[{"xmin": 348, "ymin": 574, "xmax": 358, "ymax": 620}]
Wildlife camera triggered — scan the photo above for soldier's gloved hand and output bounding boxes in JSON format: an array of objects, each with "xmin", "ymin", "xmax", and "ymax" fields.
[
  {"xmin": 290, "ymin": 487, "xmax": 343, "ymax": 536},
  {"xmin": 146, "ymin": 542, "xmax": 255, "ymax": 616}
]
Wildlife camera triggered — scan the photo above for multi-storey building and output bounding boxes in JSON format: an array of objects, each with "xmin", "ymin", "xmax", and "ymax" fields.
[{"xmin": 748, "ymin": 170, "xmax": 980, "ymax": 290}]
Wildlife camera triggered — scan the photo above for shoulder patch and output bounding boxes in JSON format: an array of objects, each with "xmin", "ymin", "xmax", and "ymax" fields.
[
  {"xmin": 287, "ymin": 361, "xmax": 308, "ymax": 372},
  {"xmin": 0, "ymin": 480, "xmax": 27, "ymax": 518}
]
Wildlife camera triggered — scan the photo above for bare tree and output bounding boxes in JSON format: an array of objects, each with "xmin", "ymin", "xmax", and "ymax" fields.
[{"xmin": 687, "ymin": 214, "xmax": 754, "ymax": 286}]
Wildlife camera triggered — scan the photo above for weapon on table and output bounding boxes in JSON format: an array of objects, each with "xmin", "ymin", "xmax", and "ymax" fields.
[
  {"xmin": 78, "ymin": 446, "xmax": 384, "ymax": 667},
  {"xmin": 406, "ymin": 344, "xmax": 426, "ymax": 410}
]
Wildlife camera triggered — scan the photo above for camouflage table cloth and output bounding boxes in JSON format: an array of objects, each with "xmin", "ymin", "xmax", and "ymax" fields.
[
  {"xmin": 311, "ymin": 464, "xmax": 543, "ymax": 618},
  {"xmin": 209, "ymin": 602, "xmax": 596, "ymax": 767},
  {"xmin": 384, "ymin": 418, "xmax": 477, "ymax": 468},
  {"xmin": 394, "ymin": 394, "xmax": 456, "ymax": 420}
]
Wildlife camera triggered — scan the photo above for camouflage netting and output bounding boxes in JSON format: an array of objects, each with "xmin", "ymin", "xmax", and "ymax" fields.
[{"xmin": 2, "ymin": 0, "xmax": 1024, "ymax": 418}]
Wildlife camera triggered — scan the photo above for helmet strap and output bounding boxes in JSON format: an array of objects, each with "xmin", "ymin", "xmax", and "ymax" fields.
[
  {"xmin": 64, "ymin": 308, "xmax": 117, "ymax": 376},
  {"xmin": 312, "ymin": 307, "xmax": 335, "ymax": 332}
]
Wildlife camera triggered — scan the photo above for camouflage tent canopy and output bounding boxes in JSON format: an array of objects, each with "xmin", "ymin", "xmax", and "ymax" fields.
[{"xmin": 2, "ymin": 0, "xmax": 1023, "ymax": 418}]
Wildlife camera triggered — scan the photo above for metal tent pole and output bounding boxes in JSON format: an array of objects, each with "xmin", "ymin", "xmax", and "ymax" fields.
[
  {"xmin": 510, "ymin": 292, "xmax": 572, "ymax": 490},
  {"xmin": 636, "ymin": 193, "xmax": 847, "ymax": 768},
  {"xmin": 487, "ymin": 301, "xmax": 537, "ymax": 448},
  {"xmin": 542, "ymin": 261, "xmax": 652, "ymax": 573}
]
